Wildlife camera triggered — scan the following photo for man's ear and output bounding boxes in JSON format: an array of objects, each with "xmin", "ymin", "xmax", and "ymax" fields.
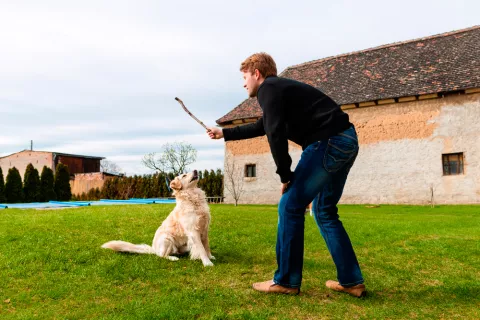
[
  {"xmin": 170, "ymin": 178, "xmax": 182, "ymax": 191},
  {"xmin": 254, "ymin": 69, "xmax": 261, "ymax": 80},
  {"xmin": 254, "ymin": 68, "xmax": 264, "ymax": 81}
]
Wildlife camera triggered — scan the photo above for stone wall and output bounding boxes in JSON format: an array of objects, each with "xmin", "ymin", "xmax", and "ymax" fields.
[{"xmin": 344, "ymin": 93, "xmax": 480, "ymax": 204}]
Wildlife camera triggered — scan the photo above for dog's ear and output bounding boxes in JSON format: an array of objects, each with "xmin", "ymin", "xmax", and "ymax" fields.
[{"xmin": 170, "ymin": 178, "xmax": 182, "ymax": 191}]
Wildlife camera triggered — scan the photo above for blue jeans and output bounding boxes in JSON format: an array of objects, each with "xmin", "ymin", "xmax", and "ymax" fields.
[{"xmin": 273, "ymin": 125, "xmax": 363, "ymax": 288}]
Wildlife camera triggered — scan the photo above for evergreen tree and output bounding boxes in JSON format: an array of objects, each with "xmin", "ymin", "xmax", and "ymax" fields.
[
  {"xmin": 0, "ymin": 167, "xmax": 6, "ymax": 203},
  {"xmin": 158, "ymin": 172, "xmax": 168, "ymax": 197},
  {"xmin": 97, "ymin": 169, "xmax": 224, "ymax": 201},
  {"xmin": 138, "ymin": 175, "xmax": 149, "ymax": 198},
  {"xmin": 215, "ymin": 168, "xmax": 224, "ymax": 197},
  {"xmin": 208, "ymin": 170, "xmax": 214, "ymax": 197},
  {"xmin": 85, "ymin": 187, "xmax": 101, "ymax": 201},
  {"xmin": 94, "ymin": 187, "xmax": 101, "ymax": 200},
  {"xmin": 202, "ymin": 170, "xmax": 210, "ymax": 195},
  {"xmin": 23, "ymin": 164, "xmax": 41, "ymax": 202},
  {"xmin": 101, "ymin": 178, "xmax": 118, "ymax": 199},
  {"xmin": 54, "ymin": 163, "xmax": 72, "ymax": 201},
  {"xmin": 40, "ymin": 166, "xmax": 57, "ymax": 202},
  {"xmin": 5, "ymin": 167, "xmax": 24, "ymax": 203},
  {"xmin": 146, "ymin": 175, "xmax": 154, "ymax": 198},
  {"xmin": 151, "ymin": 173, "xmax": 160, "ymax": 198},
  {"xmin": 125, "ymin": 176, "xmax": 135, "ymax": 199}
]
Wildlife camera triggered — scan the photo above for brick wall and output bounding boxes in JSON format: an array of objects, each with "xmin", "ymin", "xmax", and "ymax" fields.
[{"xmin": 70, "ymin": 172, "xmax": 114, "ymax": 196}]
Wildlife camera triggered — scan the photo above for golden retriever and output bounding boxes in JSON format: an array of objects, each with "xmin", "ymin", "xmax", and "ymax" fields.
[{"xmin": 101, "ymin": 170, "xmax": 214, "ymax": 266}]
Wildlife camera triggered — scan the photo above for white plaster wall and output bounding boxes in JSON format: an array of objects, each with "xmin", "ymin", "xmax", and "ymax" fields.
[
  {"xmin": 344, "ymin": 95, "xmax": 480, "ymax": 204},
  {"xmin": 223, "ymin": 93, "xmax": 480, "ymax": 204}
]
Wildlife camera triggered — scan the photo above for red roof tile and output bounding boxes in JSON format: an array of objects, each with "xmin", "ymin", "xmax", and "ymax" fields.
[{"xmin": 217, "ymin": 26, "xmax": 480, "ymax": 124}]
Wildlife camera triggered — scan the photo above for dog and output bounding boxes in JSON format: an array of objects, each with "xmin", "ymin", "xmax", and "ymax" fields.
[{"xmin": 101, "ymin": 170, "xmax": 215, "ymax": 267}]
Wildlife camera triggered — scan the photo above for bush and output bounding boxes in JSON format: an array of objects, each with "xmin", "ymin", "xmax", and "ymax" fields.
[
  {"xmin": 54, "ymin": 163, "xmax": 72, "ymax": 201},
  {"xmin": 86, "ymin": 187, "xmax": 101, "ymax": 201},
  {"xmin": 39, "ymin": 166, "xmax": 56, "ymax": 202},
  {"xmin": 98, "ymin": 170, "xmax": 223, "ymax": 200},
  {"xmin": 0, "ymin": 167, "xmax": 6, "ymax": 203},
  {"xmin": 23, "ymin": 164, "xmax": 40, "ymax": 203},
  {"xmin": 198, "ymin": 169, "xmax": 223, "ymax": 198},
  {"xmin": 5, "ymin": 167, "xmax": 24, "ymax": 203}
]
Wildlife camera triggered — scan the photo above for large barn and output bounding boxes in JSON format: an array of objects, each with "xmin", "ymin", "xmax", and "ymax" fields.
[
  {"xmin": 216, "ymin": 26, "xmax": 480, "ymax": 205},
  {"xmin": 0, "ymin": 150, "xmax": 115, "ymax": 196}
]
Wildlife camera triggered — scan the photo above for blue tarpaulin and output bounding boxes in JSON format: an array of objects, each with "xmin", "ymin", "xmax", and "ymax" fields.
[{"xmin": 0, "ymin": 198, "xmax": 176, "ymax": 209}]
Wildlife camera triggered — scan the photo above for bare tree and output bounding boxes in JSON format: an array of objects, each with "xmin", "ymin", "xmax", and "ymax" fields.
[
  {"xmin": 100, "ymin": 160, "xmax": 123, "ymax": 175},
  {"xmin": 429, "ymin": 183, "xmax": 440, "ymax": 208},
  {"xmin": 142, "ymin": 142, "xmax": 197, "ymax": 176},
  {"xmin": 224, "ymin": 153, "xmax": 244, "ymax": 206}
]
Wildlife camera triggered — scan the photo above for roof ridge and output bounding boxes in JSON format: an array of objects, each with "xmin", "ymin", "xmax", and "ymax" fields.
[
  {"xmin": 283, "ymin": 25, "xmax": 480, "ymax": 72},
  {"xmin": 0, "ymin": 149, "xmax": 104, "ymax": 160}
]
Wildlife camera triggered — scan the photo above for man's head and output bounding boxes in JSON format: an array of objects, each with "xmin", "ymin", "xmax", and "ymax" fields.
[{"xmin": 240, "ymin": 52, "xmax": 277, "ymax": 97}]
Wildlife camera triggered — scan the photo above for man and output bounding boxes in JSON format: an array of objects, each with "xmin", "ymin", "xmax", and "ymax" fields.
[{"xmin": 207, "ymin": 52, "xmax": 365, "ymax": 297}]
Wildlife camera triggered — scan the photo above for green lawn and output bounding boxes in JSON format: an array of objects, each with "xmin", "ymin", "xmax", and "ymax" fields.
[{"xmin": 1, "ymin": 204, "xmax": 479, "ymax": 319}]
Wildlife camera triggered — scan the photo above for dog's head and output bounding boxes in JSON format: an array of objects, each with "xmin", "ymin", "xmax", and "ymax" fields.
[{"xmin": 169, "ymin": 170, "xmax": 199, "ymax": 192}]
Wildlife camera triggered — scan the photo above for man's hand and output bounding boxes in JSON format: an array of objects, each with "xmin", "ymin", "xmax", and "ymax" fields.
[
  {"xmin": 281, "ymin": 182, "xmax": 290, "ymax": 195},
  {"xmin": 207, "ymin": 127, "xmax": 224, "ymax": 139}
]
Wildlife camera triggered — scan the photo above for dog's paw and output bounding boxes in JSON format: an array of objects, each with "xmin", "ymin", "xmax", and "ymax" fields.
[
  {"xmin": 209, "ymin": 255, "xmax": 216, "ymax": 260},
  {"xmin": 203, "ymin": 260, "xmax": 214, "ymax": 267},
  {"xmin": 167, "ymin": 256, "xmax": 179, "ymax": 261}
]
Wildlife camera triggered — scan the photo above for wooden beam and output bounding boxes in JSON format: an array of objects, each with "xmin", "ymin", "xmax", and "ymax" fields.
[
  {"xmin": 465, "ymin": 88, "xmax": 480, "ymax": 94},
  {"xmin": 341, "ymin": 104, "xmax": 356, "ymax": 110},
  {"xmin": 398, "ymin": 96, "xmax": 417, "ymax": 103},
  {"xmin": 232, "ymin": 120, "xmax": 243, "ymax": 124},
  {"xmin": 244, "ymin": 118, "xmax": 258, "ymax": 123},
  {"xmin": 359, "ymin": 101, "xmax": 376, "ymax": 107},
  {"xmin": 377, "ymin": 99, "xmax": 396, "ymax": 105},
  {"xmin": 418, "ymin": 93, "xmax": 438, "ymax": 100}
]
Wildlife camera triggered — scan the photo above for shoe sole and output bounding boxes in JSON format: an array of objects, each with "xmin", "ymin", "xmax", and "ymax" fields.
[{"xmin": 326, "ymin": 282, "xmax": 366, "ymax": 298}]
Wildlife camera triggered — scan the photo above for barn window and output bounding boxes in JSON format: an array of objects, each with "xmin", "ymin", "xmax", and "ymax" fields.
[
  {"xmin": 442, "ymin": 153, "xmax": 464, "ymax": 175},
  {"xmin": 245, "ymin": 164, "xmax": 256, "ymax": 177}
]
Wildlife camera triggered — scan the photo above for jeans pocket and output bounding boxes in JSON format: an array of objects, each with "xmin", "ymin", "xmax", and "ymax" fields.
[{"xmin": 323, "ymin": 136, "xmax": 358, "ymax": 173}]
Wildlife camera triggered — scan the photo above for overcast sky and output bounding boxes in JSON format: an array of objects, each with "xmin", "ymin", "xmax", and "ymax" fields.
[{"xmin": 1, "ymin": 0, "xmax": 478, "ymax": 175}]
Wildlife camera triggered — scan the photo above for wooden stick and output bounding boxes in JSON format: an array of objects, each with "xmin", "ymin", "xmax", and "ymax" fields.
[{"xmin": 175, "ymin": 97, "xmax": 208, "ymax": 130}]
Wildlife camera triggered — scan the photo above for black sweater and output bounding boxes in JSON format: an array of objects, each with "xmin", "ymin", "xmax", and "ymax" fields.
[{"xmin": 223, "ymin": 76, "xmax": 351, "ymax": 183}]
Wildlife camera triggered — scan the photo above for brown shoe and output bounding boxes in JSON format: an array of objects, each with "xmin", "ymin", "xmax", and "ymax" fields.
[
  {"xmin": 325, "ymin": 280, "xmax": 366, "ymax": 297},
  {"xmin": 252, "ymin": 280, "xmax": 300, "ymax": 295}
]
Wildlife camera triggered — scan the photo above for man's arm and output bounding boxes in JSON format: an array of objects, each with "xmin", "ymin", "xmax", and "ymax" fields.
[
  {"xmin": 258, "ymin": 83, "xmax": 292, "ymax": 184},
  {"xmin": 222, "ymin": 118, "xmax": 265, "ymax": 141}
]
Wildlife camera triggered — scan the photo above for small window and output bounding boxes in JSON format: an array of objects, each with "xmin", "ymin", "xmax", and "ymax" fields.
[
  {"xmin": 442, "ymin": 153, "xmax": 464, "ymax": 175},
  {"xmin": 245, "ymin": 164, "xmax": 256, "ymax": 177}
]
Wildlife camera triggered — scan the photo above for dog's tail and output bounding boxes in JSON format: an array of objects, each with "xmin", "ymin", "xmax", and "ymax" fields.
[{"xmin": 101, "ymin": 240, "xmax": 155, "ymax": 254}]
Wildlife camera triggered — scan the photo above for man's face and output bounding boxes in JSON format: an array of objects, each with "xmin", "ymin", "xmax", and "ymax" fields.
[{"xmin": 243, "ymin": 70, "xmax": 260, "ymax": 98}]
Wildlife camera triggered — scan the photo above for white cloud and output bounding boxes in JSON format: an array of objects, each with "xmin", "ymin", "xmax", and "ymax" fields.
[{"xmin": 1, "ymin": 0, "xmax": 478, "ymax": 176}]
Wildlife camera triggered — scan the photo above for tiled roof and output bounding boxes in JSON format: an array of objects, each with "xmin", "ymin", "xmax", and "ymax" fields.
[{"xmin": 217, "ymin": 26, "xmax": 480, "ymax": 124}]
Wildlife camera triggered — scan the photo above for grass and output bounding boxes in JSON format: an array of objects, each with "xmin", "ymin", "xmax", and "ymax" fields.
[{"xmin": 0, "ymin": 204, "xmax": 479, "ymax": 319}]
